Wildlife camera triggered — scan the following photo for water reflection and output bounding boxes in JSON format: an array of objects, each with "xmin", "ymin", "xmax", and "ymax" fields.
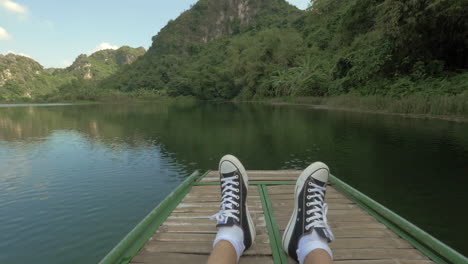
[{"xmin": 0, "ymin": 102, "xmax": 467, "ymax": 263}]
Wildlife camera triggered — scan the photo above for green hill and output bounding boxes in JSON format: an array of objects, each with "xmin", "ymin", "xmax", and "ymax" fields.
[
  {"xmin": 65, "ymin": 46, "xmax": 146, "ymax": 80},
  {"xmin": 0, "ymin": 54, "xmax": 54, "ymax": 100},
  {"xmin": 0, "ymin": 46, "xmax": 145, "ymax": 102},
  {"xmin": 104, "ymin": 0, "xmax": 467, "ymax": 103},
  {"xmin": 2, "ymin": 0, "xmax": 467, "ymax": 116},
  {"xmin": 102, "ymin": 0, "xmax": 302, "ymax": 93}
]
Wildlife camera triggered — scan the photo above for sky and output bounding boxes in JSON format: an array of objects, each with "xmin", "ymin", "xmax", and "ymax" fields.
[{"xmin": 0, "ymin": 0, "xmax": 309, "ymax": 68}]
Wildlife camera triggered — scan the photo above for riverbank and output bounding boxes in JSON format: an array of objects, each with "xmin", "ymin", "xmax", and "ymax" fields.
[
  {"xmin": 263, "ymin": 94, "xmax": 468, "ymax": 122},
  {"xmin": 2, "ymin": 91, "xmax": 467, "ymax": 122},
  {"xmin": 0, "ymin": 90, "xmax": 197, "ymax": 105}
]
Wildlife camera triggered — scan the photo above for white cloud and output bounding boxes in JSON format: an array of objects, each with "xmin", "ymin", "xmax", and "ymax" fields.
[
  {"xmin": 62, "ymin": 60, "xmax": 72, "ymax": 67},
  {"xmin": 90, "ymin": 42, "xmax": 120, "ymax": 54},
  {"xmin": 0, "ymin": 0, "xmax": 28, "ymax": 15},
  {"xmin": 0, "ymin": 26, "xmax": 12, "ymax": 40},
  {"xmin": 6, "ymin": 50, "xmax": 32, "ymax": 58}
]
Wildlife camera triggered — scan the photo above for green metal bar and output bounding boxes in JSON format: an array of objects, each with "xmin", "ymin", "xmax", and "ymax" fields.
[
  {"xmin": 193, "ymin": 182, "xmax": 219, "ymax": 185},
  {"xmin": 260, "ymin": 184, "xmax": 289, "ymax": 263},
  {"xmin": 345, "ymin": 193, "xmax": 448, "ymax": 264},
  {"xmin": 258, "ymin": 184, "xmax": 282, "ymax": 264},
  {"xmin": 99, "ymin": 170, "xmax": 202, "ymax": 264},
  {"xmin": 196, "ymin": 170, "xmax": 210, "ymax": 182},
  {"xmin": 329, "ymin": 175, "xmax": 467, "ymax": 264}
]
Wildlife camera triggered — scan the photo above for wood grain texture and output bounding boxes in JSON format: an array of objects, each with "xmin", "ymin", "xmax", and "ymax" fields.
[{"xmin": 130, "ymin": 171, "xmax": 434, "ymax": 263}]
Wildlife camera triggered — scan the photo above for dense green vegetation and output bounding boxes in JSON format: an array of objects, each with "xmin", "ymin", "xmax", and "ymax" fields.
[
  {"xmin": 1, "ymin": 0, "xmax": 467, "ymax": 117},
  {"xmin": 0, "ymin": 54, "xmax": 64, "ymax": 101},
  {"xmin": 0, "ymin": 46, "xmax": 145, "ymax": 102},
  {"xmin": 102, "ymin": 0, "xmax": 467, "ymax": 108}
]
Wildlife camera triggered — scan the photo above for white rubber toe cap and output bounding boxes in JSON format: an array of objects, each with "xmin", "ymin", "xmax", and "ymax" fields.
[
  {"xmin": 305, "ymin": 161, "xmax": 330, "ymax": 183},
  {"xmin": 312, "ymin": 167, "xmax": 329, "ymax": 183},
  {"xmin": 220, "ymin": 160, "xmax": 237, "ymax": 173}
]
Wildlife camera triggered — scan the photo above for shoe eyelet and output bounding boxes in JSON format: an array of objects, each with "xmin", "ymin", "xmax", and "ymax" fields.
[
  {"xmin": 308, "ymin": 182, "xmax": 312, "ymax": 186},
  {"xmin": 235, "ymin": 175, "xmax": 239, "ymax": 179},
  {"xmin": 236, "ymin": 195, "xmax": 240, "ymax": 199},
  {"xmin": 307, "ymin": 188, "xmax": 312, "ymax": 192},
  {"xmin": 236, "ymin": 210, "xmax": 240, "ymax": 214},
  {"xmin": 307, "ymin": 195, "xmax": 311, "ymax": 199},
  {"xmin": 306, "ymin": 218, "xmax": 310, "ymax": 223},
  {"xmin": 236, "ymin": 188, "xmax": 239, "ymax": 192},
  {"xmin": 235, "ymin": 182, "xmax": 239, "ymax": 186},
  {"xmin": 306, "ymin": 202, "xmax": 310, "ymax": 206}
]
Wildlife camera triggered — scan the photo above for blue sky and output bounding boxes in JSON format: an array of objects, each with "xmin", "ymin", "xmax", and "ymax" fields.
[{"xmin": 0, "ymin": 0, "xmax": 309, "ymax": 68}]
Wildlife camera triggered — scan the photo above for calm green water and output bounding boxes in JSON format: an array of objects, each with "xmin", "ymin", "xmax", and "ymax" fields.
[{"xmin": 0, "ymin": 102, "xmax": 467, "ymax": 263}]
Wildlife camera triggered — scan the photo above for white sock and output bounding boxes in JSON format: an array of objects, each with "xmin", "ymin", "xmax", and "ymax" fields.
[
  {"xmin": 296, "ymin": 230, "xmax": 333, "ymax": 264},
  {"xmin": 213, "ymin": 225, "xmax": 245, "ymax": 261}
]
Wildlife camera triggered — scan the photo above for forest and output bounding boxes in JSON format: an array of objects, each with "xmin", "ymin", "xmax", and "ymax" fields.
[
  {"xmin": 99, "ymin": 0, "xmax": 467, "ymax": 101},
  {"xmin": 5, "ymin": 0, "xmax": 467, "ymax": 116}
]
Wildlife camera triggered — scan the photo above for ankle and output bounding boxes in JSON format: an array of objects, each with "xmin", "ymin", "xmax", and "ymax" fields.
[
  {"xmin": 296, "ymin": 231, "xmax": 333, "ymax": 264},
  {"xmin": 213, "ymin": 226, "xmax": 245, "ymax": 260}
]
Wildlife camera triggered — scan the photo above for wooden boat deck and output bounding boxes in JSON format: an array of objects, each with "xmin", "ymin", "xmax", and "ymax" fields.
[{"xmin": 129, "ymin": 171, "xmax": 436, "ymax": 264}]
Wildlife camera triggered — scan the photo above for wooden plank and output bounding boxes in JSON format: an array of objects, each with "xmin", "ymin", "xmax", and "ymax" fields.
[
  {"xmin": 130, "ymin": 171, "xmax": 435, "ymax": 264},
  {"xmin": 141, "ymin": 240, "xmax": 272, "ymax": 255},
  {"xmin": 131, "ymin": 253, "xmax": 274, "ymax": 264},
  {"xmin": 267, "ymin": 184, "xmax": 434, "ymax": 264},
  {"xmin": 157, "ymin": 224, "xmax": 270, "ymax": 235},
  {"xmin": 271, "ymin": 201, "xmax": 358, "ymax": 208},
  {"xmin": 269, "ymin": 193, "xmax": 348, "ymax": 200},
  {"xmin": 286, "ymin": 249, "xmax": 431, "ymax": 263},
  {"xmin": 330, "ymin": 238, "xmax": 413, "ymax": 249},
  {"xmin": 152, "ymin": 232, "xmax": 271, "ymax": 244},
  {"xmin": 201, "ymin": 170, "xmax": 301, "ymax": 182},
  {"xmin": 275, "ymin": 215, "xmax": 380, "ymax": 225},
  {"xmin": 167, "ymin": 210, "xmax": 264, "ymax": 219},
  {"xmin": 333, "ymin": 261, "xmax": 434, "ymax": 264},
  {"xmin": 161, "ymin": 219, "xmax": 267, "ymax": 227},
  {"xmin": 333, "ymin": 248, "xmax": 430, "ymax": 260}
]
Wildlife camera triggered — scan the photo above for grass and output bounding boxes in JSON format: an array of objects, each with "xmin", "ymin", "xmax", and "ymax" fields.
[{"xmin": 265, "ymin": 93, "xmax": 468, "ymax": 120}]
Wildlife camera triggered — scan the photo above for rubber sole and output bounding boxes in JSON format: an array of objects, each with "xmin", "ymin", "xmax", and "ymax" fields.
[
  {"xmin": 281, "ymin": 162, "xmax": 329, "ymax": 254},
  {"xmin": 219, "ymin": 155, "xmax": 256, "ymax": 246}
]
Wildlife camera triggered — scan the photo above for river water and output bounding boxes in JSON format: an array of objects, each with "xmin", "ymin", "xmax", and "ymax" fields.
[{"xmin": 0, "ymin": 102, "xmax": 466, "ymax": 263}]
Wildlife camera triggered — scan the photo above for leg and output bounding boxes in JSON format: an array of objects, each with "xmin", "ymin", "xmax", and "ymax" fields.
[
  {"xmin": 207, "ymin": 240, "xmax": 237, "ymax": 264},
  {"xmin": 304, "ymin": 249, "xmax": 333, "ymax": 264},
  {"xmin": 207, "ymin": 155, "xmax": 256, "ymax": 263},
  {"xmin": 282, "ymin": 162, "xmax": 335, "ymax": 264}
]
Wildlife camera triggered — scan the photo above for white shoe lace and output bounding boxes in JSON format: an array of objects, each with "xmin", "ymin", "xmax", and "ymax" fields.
[
  {"xmin": 210, "ymin": 175, "xmax": 240, "ymax": 223},
  {"xmin": 304, "ymin": 181, "xmax": 335, "ymax": 241}
]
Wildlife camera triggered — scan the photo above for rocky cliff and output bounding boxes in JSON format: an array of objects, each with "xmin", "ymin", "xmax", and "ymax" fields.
[{"xmin": 0, "ymin": 46, "xmax": 146, "ymax": 101}]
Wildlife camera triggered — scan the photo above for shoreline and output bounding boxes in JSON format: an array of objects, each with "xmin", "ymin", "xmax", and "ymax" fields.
[
  {"xmin": 264, "ymin": 100, "xmax": 468, "ymax": 123},
  {"xmin": 2, "ymin": 95, "xmax": 466, "ymax": 123}
]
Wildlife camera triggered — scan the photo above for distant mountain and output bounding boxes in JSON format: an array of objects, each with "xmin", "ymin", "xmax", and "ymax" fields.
[
  {"xmin": 105, "ymin": 0, "xmax": 467, "ymax": 100},
  {"xmin": 150, "ymin": 0, "xmax": 300, "ymax": 56},
  {"xmin": 0, "ymin": 46, "xmax": 145, "ymax": 101},
  {"xmin": 0, "ymin": 54, "xmax": 46, "ymax": 98},
  {"xmin": 65, "ymin": 46, "xmax": 146, "ymax": 80},
  {"xmin": 103, "ymin": 0, "xmax": 301, "ymax": 92},
  {"xmin": 4, "ymin": 0, "xmax": 466, "ymax": 103}
]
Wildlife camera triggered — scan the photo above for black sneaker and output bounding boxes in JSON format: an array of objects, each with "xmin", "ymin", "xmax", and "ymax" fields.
[
  {"xmin": 282, "ymin": 162, "xmax": 335, "ymax": 262},
  {"xmin": 210, "ymin": 155, "xmax": 256, "ymax": 250}
]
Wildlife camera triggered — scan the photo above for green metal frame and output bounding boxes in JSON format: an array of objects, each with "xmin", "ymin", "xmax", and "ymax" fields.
[
  {"xmin": 98, "ymin": 170, "xmax": 207, "ymax": 264},
  {"xmin": 258, "ymin": 184, "xmax": 289, "ymax": 263},
  {"xmin": 329, "ymin": 175, "xmax": 467, "ymax": 264},
  {"xmin": 99, "ymin": 170, "xmax": 467, "ymax": 264}
]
